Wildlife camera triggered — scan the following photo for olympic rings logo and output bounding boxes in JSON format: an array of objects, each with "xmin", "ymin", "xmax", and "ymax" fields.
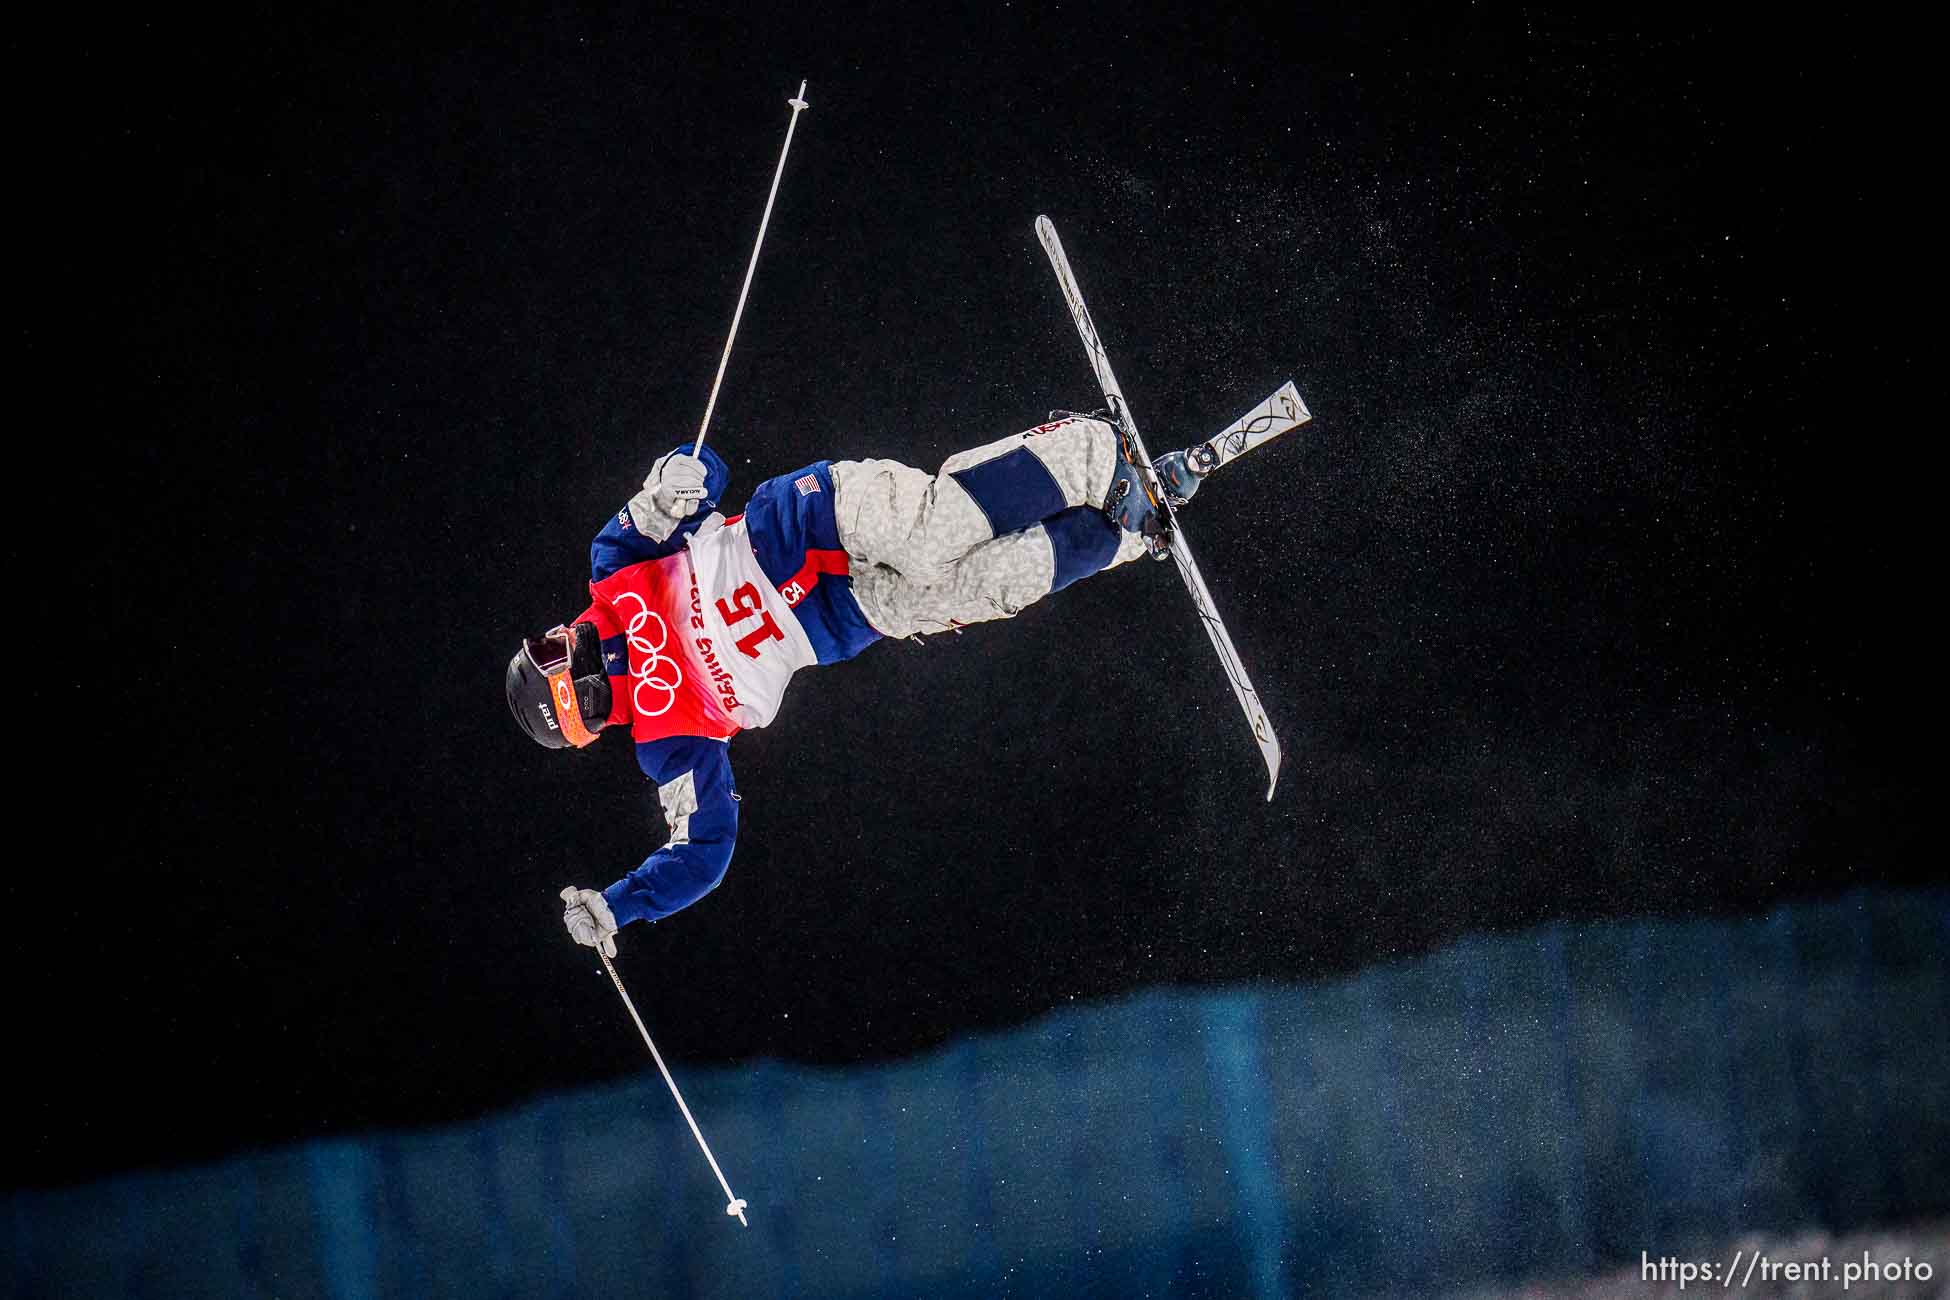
[{"xmin": 611, "ymin": 592, "xmax": 683, "ymax": 717}]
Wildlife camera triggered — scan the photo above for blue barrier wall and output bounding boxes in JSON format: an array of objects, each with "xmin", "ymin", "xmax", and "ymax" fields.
[{"xmin": 11, "ymin": 890, "xmax": 1947, "ymax": 1298}]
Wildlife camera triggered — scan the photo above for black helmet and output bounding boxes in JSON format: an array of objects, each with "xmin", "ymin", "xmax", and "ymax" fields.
[{"xmin": 506, "ymin": 622, "xmax": 612, "ymax": 748}]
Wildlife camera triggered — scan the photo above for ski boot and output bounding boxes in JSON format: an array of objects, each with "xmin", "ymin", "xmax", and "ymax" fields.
[
  {"xmin": 1048, "ymin": 406, "xmax": 1174, "ymax": 559},
  {"xmin": 1100, "ymin": 418, "xmax": 1173, "ymax": 561},
  {"xmin": 1151, "ymin": 442, "xmax": 1218, "ymax": 508}
]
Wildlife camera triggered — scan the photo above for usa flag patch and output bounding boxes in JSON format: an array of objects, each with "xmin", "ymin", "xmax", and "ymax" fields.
[{"xmin": 795, "ymin": 473, "xmax": 820, "ymax": 496}]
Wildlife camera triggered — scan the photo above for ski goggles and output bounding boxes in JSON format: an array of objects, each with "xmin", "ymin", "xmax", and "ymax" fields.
[
  {"xmin": 521, "ymin": 627, "xmax": 575, "ymax": 677},
  {"xmin": 523, "ymin": 625, "xmax": 600, "ymax": 748}
]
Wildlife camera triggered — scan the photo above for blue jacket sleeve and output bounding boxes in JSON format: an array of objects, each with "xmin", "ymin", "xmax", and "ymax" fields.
[
  {"xmin": 590, "ymin": 444, "xmax": 733, "ymax": 581},
  {"xmin": 602, "ymin": 735, "xmax": 739, "ymax": 925}
]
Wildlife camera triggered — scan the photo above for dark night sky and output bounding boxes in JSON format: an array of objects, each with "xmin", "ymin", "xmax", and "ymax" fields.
[{"xmin": 37, "ymin": 5, "xmax": 1926, "ymax": 1188}]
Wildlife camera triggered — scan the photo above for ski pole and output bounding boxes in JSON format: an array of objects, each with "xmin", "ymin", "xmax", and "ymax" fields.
[
  {"xmin": 598, "ymin": 949, "xmax": 750, "ymax": 1226},
  {"xmin": 693, "ymin": 80, "xmax": 810, "ymax": 459}
]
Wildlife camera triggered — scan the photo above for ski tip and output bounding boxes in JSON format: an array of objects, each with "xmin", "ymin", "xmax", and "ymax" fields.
[{"xmin": 1279, "ymin": 379, "xmax": 1312, "ymax": 424}]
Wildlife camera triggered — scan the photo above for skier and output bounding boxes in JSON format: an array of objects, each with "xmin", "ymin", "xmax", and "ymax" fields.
[{"xmin": 511, "ymin": 415, "xmax": 1212, "ymax": 957}]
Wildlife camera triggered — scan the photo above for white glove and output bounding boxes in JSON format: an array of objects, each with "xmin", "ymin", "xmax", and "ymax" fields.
[
  {"xmin": 560, "ymin": 886, "xmax": 618, "ymax": 958},
  {"xmin": 648, "ymin": 452, "xmax": 710, "ymax": 518},
  {"xmin": 626, "ymin": 451, "xmax": 711, "ymax": 541}
]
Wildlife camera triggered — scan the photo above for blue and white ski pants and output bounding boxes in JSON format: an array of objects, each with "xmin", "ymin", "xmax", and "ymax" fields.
[{"xmin": 831, "ymin": 415, "xmax": 1149, "ymax": 638}]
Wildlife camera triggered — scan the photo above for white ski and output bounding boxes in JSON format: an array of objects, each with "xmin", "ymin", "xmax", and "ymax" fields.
[
  {"xmin": 1035, "ymin": 215, "xmax": 1289, "ymax": 800},
  {"xmin": 1195, "ymin": 381, "xmax": 1311, "ymax": 478}
]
